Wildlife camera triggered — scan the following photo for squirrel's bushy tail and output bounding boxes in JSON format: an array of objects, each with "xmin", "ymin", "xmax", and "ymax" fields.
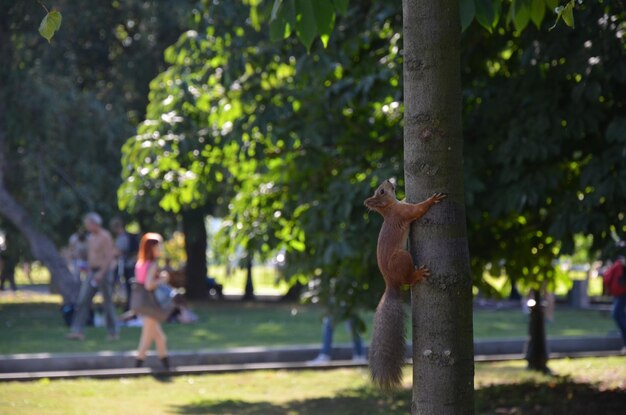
[{"xmin": 369, "ymin": 290, "xmax": 406, "ymax": 390}]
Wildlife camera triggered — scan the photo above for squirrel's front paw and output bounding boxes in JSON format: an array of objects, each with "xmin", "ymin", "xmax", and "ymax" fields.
[{"xmin": 429, "ymin": 193, "xmax": 447, "ymax": 204}]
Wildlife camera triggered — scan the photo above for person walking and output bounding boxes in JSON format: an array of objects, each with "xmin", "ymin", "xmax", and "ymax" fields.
[
  {"xmin": 134, "ymin": 233, "xmax": 170, "ymax": 370},
  {"xmin": 603, "ymin": 256, "xmax": 626, "ymax": 353},
  {"xmin": 66, "ymin": 212, "xmax": 118, "ymax": 341},
  {"xmin": 110, "ymin": 218, "xmax": 138, "ymax": 312}
]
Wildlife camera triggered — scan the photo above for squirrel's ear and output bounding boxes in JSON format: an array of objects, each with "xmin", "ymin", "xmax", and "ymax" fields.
[{"xmin": 387, "ymin": 178, "xmax": 397, "ymax": 191}]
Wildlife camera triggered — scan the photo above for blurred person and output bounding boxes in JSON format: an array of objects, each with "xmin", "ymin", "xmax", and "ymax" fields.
[
  {"xmin": 603, "ymin": 256, "xmax": 626, "ymax": 353},
  {"xmin": 0, "ymin": 234, "xmax": 20, "ymax": 292},
  {"xmin": 21, "ymin": 262, "xmax": 34, "ymax": 285},
  {"xmin": 0, "ymin": 248, "xmax": 17, "ymax": 292},
  {"xmin": 68, "ymin": 228, "xmax": 89, "ymax": 282},
  {"xmin": 110, "ymin": 217, "xmax": 139, "ymax": 311},
  {"xmin": 133, "ymin": 233, "xmax": 170, "ymax": 370},
  {"xmin": 308, "ymin": 315, "xmax": 366, "ymax": 364},
  {"xmin": 66, "ymin": 212, "xmax": 118, "ymax": 341}
]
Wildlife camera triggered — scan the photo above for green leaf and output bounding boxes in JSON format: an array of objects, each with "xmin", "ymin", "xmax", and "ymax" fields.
[
  {"xmin": 549, "ymin": 0, "xmax": 575, "ymax": 30},
  {"xmin": 294, "ymin": 0, "xmax": 317, "ymax": 51},
  {"xmin": 269, "ymin": 18, "xmax": 285, "ymax": 41},
  {"xmin": 270, "ymin": 0, "xmax": 295, "ymax": 41},
  {"xmin": 545, "ymin": 0, "xmax": 558, "ymax": 10},
  {"xmin": 270, "ymin": 0, "xmax": 282, "ymax": 21},
  {"xmin": 39, "ymin": 10, "xmax": 62, "ymax": 43},
  {"xmin": 460, "ymin": 0, "xmax": 476, "ymax": 32},
  {"xmin": 313, "ymin": 0, "xmax": 335, "ymax": 48},
  {"xmin": 562, "ymin": 1, "xmax": 575, "ymax": 28},
  {"xmin": 530, "ymin": 0, "xmax": 545, "ymax": 28},
  {"xmin": 270, "ymin": 11, "xmax": 286, "ymax": 41},
  {"xmin": 475, "ymin": 0, "xmax": 495, "ymax": 31},
  {"xmin": 333, "ymin": 0, "xmax": 349, "ymax": 15},
  {"xmin": 512, "ymin": 0, "xmax": 531, "ymax": 32}
]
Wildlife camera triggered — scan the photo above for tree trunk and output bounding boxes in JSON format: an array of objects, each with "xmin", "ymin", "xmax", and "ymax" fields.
[
  {"xmin": 403, "ymin": 0, "xmax": 475, "ymax": 413},
  {"xmin": 525, "ymin": 289, "xmax": 549, "ymax": 372},
  {"xmin": 509, "ymin": 275, "xmax": 522, "ymax": 301},
  {"xmin": 281, "ymin": 280, "xmax": 303, "ymax": 302},
  {"xmin": 0, "ymin": 186, "xmax": 78, "ymax": 303},
  {"xmin": 242, "ymin": 252, "xmax": 255, "ymax": 301},
  {"xmin": 0, "ymin": 63, "xmax": 78, "ymax": 303},
  {"xmin": 182, "ymin": 208, "xmax": 208, "ymax": 300}
]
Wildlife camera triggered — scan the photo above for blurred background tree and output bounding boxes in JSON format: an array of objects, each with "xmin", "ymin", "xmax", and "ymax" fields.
[
  {"xmin": 119, "ymin": 0, "xmax": 405, "ymax": 319},
  {"xmin": 0, "ymin": 0, "xmax": 194, "ymax": 302}
]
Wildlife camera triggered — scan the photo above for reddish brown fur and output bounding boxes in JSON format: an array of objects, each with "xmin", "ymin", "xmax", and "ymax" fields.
[
  {"xmin": 364, "ymin": 179, "xmax": 446, "ymax": 389},
  {"xmin": 364, "ymin": 180, "xmax": 445, "ymax": 292}
]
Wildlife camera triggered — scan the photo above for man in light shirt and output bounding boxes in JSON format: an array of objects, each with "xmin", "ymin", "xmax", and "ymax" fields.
[{"xmin": 66, "ymin": 212, "xmax": 119, "ymax": 341}]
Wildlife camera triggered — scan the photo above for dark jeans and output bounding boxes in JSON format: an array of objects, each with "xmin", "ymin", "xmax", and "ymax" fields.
[
  {"xmin": 612, "ymin": 294, "xmax": 626, "ymax": 345},
  {"xmin": 71, "ymin": 270, "xmax": 118, "ymax": 335},
  {"xmin": 320, "ymin": 317, "xmax": 364, "ymax": 357}
]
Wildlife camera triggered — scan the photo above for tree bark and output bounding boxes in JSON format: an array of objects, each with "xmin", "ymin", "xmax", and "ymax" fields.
[
  {"xmin": 526, "ymin": 289, "xmax": 549, "ymax": 372},
  {"xmin": 403, "ymin": 1, "xmax": 474, "ymax": 413},
  {"xmin": 0, "ymin": 186, "xmax": 78, "ymax": 303},
  {"xmin": 242, "ymin": 252, "xmax": 255, "ymax": 301},
  {"xmin": 0, "ymin": 41, "xmax": 78, "ymax": 303},
  {"xmin": 182, "ymin": 208, "xmax": 208, "ymax": 300},
  {"xmin": 281, "ymin": 280, "xmax": 302, "ymax": 302}
]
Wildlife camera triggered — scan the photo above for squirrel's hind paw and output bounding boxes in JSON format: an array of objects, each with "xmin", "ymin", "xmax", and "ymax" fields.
[{"xmin": 410, "ymin": 266, "xmax": 430, "ymax": 283}]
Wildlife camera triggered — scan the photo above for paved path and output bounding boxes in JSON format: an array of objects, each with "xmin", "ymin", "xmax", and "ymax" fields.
[
  {"xmin": 0, "ymin": 336, "xmax": 623, "ymax": 381},
  {"xmin": 3, "ymin": 350, "xmax": 622, "ymax": 382}
]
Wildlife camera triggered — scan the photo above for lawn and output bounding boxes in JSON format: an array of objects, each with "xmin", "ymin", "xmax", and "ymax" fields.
[
  {"xmin": 0, "ymin": 356, "xmax": 624, "ymax": 414},
  {"xmin": 13, "ymin": 263, "xmax": 290, "ymax": 296},
  {"xmin": 0, "ymin": 292, "xmax": 616, "ymax": 355}
]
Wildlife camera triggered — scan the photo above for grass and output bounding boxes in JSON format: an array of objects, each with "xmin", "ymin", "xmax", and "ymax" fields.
[
  {"xmin": 13, "ymin": 263, "xmax": 289, "ymax": 295},
  {"xmin": 0, "ymin": 291, "xmax": 617, "ymax": 355},
  {"xmin": 16, "ymin": 262, "xmax": 609, "ymax": 297},
  {"xmin": 14, "ymin": 263, "xmax": 50, "ymax": 285},
  {"xmin": 473, "ymin": 306, "xmax": 615, "ymax": 338},
  {"xmin": 0, "ymin": 298, "xmax": 340, "ymax": 355},
  {"xmin": 207, "ymin": 265, "xmax": 290, "ymax": 296},
  {"xmin": 482, "ymin": 269, "xmax": 606, "ymax": 297},
  {"xmin": 0, "ymin": 356, "xmax": 624, "ymax": 414}
]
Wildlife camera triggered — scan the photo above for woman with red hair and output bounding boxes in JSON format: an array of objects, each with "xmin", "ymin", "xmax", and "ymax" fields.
[{"xmin": 134, "ymin": 233, "xmax": 170, "ymax": 369}]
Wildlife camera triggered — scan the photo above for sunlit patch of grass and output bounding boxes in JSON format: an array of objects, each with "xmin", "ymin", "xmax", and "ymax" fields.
[
  {"xmin": 13, "ymin": 262, "xmax": 50, "ymax": 285},
  {"xmin": 0, "ymin": 291, "xmax": 60, "ymax": 304},
  {"xmin": 208, "ymin": 265, "xmax": 290, "ymax": 295}
]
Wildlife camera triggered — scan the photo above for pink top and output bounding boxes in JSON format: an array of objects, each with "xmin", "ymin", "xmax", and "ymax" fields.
[{"xmin": 135, "ymin": 261, "xmax": 152, "ymax": 285}]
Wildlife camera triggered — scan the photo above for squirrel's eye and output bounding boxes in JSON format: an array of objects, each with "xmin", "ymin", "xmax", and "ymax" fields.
[{"xmin": 379, "ymin": 189, "xmax": 385, "ymax": 195}]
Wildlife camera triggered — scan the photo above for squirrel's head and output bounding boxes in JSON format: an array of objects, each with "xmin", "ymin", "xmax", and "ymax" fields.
[{"xmin": 364, "ymin": 179, "xmax": 397, "ymax": 213}]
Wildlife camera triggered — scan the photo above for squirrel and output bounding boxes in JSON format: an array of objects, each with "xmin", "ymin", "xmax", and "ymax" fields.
[{"xmin": 364, "ymin": 179, "xmax": 446, "ymax": 389}]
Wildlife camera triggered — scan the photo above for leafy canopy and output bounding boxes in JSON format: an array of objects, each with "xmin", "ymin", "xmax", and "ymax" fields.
[
  {"xmin": 268, "ymin": 0, "xmax": 579, "ymax": 50},
  {"xmin": 120, "ymin": 0, "xmax": 622, "ymax": 318}
]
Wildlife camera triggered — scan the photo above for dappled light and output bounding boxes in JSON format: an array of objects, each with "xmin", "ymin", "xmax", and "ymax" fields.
[{"xmin": 1, "ymin": 0, "xmax": 625, "ymax": 414}]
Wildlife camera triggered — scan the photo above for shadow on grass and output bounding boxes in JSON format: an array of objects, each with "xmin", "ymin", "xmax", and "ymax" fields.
[
  {"xmin": 476, "ymin": 379, "xmax": 626, "ymax": 415},
  {"xmin": 170, "ymin": 380, "xmax": 626, "ymax": 415},
  {"xmin": 170, "ymin": 387, "xmax": 411, "ymax": 415}
]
